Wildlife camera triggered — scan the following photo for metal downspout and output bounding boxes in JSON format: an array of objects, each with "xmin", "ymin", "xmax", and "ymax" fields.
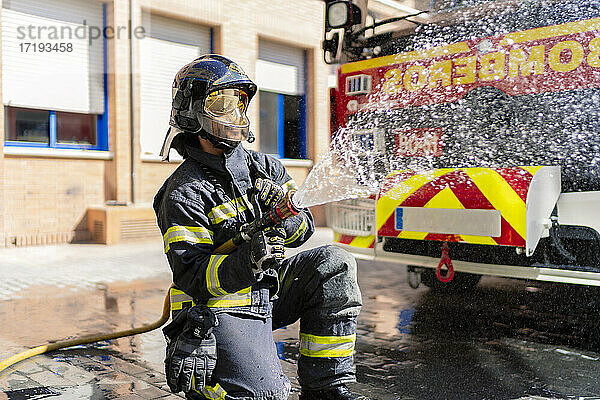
[{"xmin": 129, "ymin": 0, "xmax": 136, "ymax": 204}]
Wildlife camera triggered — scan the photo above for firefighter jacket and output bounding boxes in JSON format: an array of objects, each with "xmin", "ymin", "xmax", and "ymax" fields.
[{"xmin": 153, "ymin": 144, "xmax": 315, "ymax": 317}]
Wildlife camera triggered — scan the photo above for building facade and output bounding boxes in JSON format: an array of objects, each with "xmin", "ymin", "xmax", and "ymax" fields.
[{"xmin": 0, "ymin": 0, "xmax": 333, "ymax": 246}]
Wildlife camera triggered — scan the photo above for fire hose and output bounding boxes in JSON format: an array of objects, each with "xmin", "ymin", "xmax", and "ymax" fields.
[
  {"xmin": 0, "ymin": 288, "xmax": 172, "ymax": 374},
  {"xmin": 0, "ymin": 191, "xmax": 300, "ymax": 374}
]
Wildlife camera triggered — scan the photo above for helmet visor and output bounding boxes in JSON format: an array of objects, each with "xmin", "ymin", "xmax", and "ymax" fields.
[{"xmin": 204, "ymin": 89, "xmax": 249, "ymax": 127}]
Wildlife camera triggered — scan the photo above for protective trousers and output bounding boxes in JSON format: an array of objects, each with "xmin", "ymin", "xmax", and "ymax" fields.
[{"xmin": 196, "ymin": 245, "xmax": 362, "ymax": 400}]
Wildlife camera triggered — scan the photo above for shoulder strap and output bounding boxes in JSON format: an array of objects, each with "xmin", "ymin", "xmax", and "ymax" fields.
[{"xmin": 243, "ymin": 148, "xmax": 268, "ymax": 179}]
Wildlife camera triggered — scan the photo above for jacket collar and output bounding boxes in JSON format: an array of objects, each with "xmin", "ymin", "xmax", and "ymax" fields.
[{"xmin": 185, "ymin": 144, "xmax": 253, "ymax": 193}]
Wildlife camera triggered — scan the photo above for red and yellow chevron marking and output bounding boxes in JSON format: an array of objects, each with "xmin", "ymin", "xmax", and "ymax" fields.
[
  {"xmin": 377, "ymin": 166, "xmax": 544, "ymax": 247},
  {"xmin": 333, "ymin": 232, "xmax": 376, "ymax": 249}
]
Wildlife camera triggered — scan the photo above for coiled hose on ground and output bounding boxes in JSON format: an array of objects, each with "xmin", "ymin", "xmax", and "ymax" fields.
[{"xmin": 0, "ymin": 287, "xmax": 171, "ymax": 374}]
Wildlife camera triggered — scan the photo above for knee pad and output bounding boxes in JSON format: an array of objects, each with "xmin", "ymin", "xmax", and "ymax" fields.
[{"xmin": 210, "ymin": 313, "xmax": 291, "ymax": 399}]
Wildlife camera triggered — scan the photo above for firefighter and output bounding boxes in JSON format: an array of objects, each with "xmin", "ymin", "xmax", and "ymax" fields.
[{"xmin": 153, "ymin": 54, "xmax": 368, "ymax": 400}]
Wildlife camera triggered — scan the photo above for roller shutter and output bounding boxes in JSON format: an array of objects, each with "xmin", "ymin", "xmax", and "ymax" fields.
[
  {"xmin": 139, "ymin": 13, "xmax": 210, "ymax": 157},
  {"xmin": 1, "ymin": 0, "xmax": 104, "ymax": 113},
  {"xmin": 256, "ymin": 40, "xmax": 305, "ymax": 95}
]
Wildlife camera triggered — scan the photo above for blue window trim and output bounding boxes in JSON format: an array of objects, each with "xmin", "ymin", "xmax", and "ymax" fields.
[
  {"xmin": 49, "ymin": 111, "xmax": 57, "ymax": 147},
  {"xmin": 210, "ymin": 27, "xmax": 214, "ymax": 53},
  {"xmin": 4, "ymin": 4, "xmax": 109, "ymax": 151},
  {"xmin": 4, "ymin": 140, "xmax": 48, "ymax": 148},
  {"xmin": 98, "ymin": 2, "xmax": 109, "ymax": 151}
]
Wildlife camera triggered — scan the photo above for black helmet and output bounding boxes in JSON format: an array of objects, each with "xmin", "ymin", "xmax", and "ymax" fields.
[{"xmin": 160, "ymin": 54, "xmax": 257, "ymax": 160}]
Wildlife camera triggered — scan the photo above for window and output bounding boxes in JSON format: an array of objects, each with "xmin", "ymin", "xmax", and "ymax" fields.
[
  {"xmin": 1, "ymin": 0, "xmax": 108, "ymax": 152},
  {"xmin": 256, "ymin": 40, "xmax": 307, "ymax": 159},
  {"xmin": 4, "ymin": 106, "xmax": 107, "ymax": 150},
  {"xmin": 259, "ymin": 91, "xmax": 279, "ymax": 155},
  {"xmin": 6, "ymin": 107, "xmax": 49, "ymax": 143},
  {"xmin": 259, "ymin": 91, "xmax": 306, "ymax": 159},
  {"xmin": 56, "ymin": 112, "xmax": 96, "ymax": 146}
]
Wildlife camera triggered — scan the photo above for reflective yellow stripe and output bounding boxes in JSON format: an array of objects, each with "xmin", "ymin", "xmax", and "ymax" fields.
[
  {"xmin": 299, "ymin": 333, "xmax": 356, "ymax": 358},
  {"xmin": 349, "ymin": 235, "xmax": 376, "ymax": 248},
  {"xmin": 333, "ymin": 232, "xmax": 376, "ymax": 248},
  {"xmin": 170, "ymin": 286, "xmax": 251, "ymax": 312},
  {"xmin": 169, "ymin": 287, "xmax": 195, "ymax": 311},
  {"xmin": 206, "ymin": 286, "xmax": 252, "ymax": 308},
  {"xmin": 195, "ymin": 383, "xmax": 227, "ymax": 400},
  {"xmin": 170, "ymin": 288, "xmax": 187, "ymax": 296},
  {"xmin": 341, "ymin": 41, "xmax": 471, "ymax": 74},
  {"xmin": 520, "ymin": 165, "xmax": 544, "ymax": 176},
  {"xmin": 500, "ymin": 17, "xmax": 600, "ymax": 45},
  {"xmin": 397, "ymin": 231, "xmax": 428, "ymax": 240},
  {"xmin": 163, "ymin": 225, "xmax": 213, "ymax": 253},
  {"xmin": 282, "ymin": 179, "xmax": 298, "ymax": 194},
  {"xmin": 284, "ymin": 217, "xmax": 307, "ymax": 245},
  {"xmin": 206, "ymin": 255, "xmax": 229, "ymax": 297},
  {"xmin": 208, "ymin": 195, "xmax": 253, "ymax": 225}
]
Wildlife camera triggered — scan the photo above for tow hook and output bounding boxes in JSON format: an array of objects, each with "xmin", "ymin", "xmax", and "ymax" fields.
[
  {"xmin": 436, "ymin": 242, "xmax": 454, "ymax": 283},
  {"xmin": 407, "ymin": 266, "xmax": 421, "ymax": 289}
]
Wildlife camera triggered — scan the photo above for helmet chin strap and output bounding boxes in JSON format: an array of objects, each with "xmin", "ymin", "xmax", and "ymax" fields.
[{"xmin": 199, "ymin": 130, "xmax": 240, "ymax": 152}]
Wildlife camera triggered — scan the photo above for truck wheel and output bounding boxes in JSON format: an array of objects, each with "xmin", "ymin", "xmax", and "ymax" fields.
[{"xmin": 419, "ymin": 268, "xmax": 481, "ymax": 293}]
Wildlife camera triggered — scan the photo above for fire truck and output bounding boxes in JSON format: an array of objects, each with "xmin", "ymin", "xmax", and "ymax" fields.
[{"xmin": 322, "ymin": 0, "xmax": 600, "ymax": 290}]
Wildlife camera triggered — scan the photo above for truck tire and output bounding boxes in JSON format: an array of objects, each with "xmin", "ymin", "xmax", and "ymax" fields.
[{"xmin": 419, "ymin": 268, "xmax": 482, "ymax": 293}]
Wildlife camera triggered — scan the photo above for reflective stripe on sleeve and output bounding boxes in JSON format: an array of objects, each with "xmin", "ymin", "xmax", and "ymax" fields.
[
  {"xmin": 170, "ymin": 285, "xmax": 251, "ymax": 312},
  {"xmin": 206, "ymin": 255, "xmax": 229, "ymax": 297},
  {"xmin": 208, "ymin": 194, "xmax": 254, "ymax": 225},
  {"xmin": 284, "ymin": 216, "xmax": 307, "ymax": 245},
  {"xmin": 163, "ymin": 225, "xmax": 213, "ymax": 253},
  {"xmin": 299, "ymin": 333, "xmax": 356, "ymax": 358},
  {"xmin": 206, "ymin": 286, "xmax": 252, "ymax": 308},
  {"xmin": 169, "ymin": 287, "xmax": 195, "ymax": 311}
]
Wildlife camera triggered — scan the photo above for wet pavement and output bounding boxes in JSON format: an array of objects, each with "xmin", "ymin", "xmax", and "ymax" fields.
[
  {"xmin": 353, "ymin": 261, "xmax": 600, "ymax": 400},
  {"xmin": 2, "ymin": 229, "xmax": 600, "ymax": 399}
]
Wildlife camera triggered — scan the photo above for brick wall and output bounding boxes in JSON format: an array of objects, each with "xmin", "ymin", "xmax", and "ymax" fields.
[{"xmin": 2, "ymin": 157, "xmax": 105, "ymax": 246}]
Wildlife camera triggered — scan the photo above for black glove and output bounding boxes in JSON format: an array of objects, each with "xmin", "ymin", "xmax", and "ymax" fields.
[
  {"xmin": 265, "ymin": 226, "xmax": 286, "ymax": 264},
  {"xmin": 254, "ymin": 178, "xmax": 284, "ymax": 209},
  {"xmin": 165, "ymin": 305, "xmax": 218, "ymax": 395},
  {"xmin": 249, "ymin": 226, "xmax": 286, "ymax": 274}
]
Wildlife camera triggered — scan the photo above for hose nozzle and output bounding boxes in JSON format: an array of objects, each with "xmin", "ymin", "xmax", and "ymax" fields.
[
  {"xmin": 272, "ymin": 190, "xmax": 300, "ymax": 223},
  {"xmin": 214, "ymin": 190, "xmax": 301, "ymax": 255}
]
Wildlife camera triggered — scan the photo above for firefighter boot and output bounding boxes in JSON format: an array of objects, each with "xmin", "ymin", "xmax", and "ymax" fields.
[{"xmin": 299, "ymin": 384, "xmax": 371, "ymax": 400}]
